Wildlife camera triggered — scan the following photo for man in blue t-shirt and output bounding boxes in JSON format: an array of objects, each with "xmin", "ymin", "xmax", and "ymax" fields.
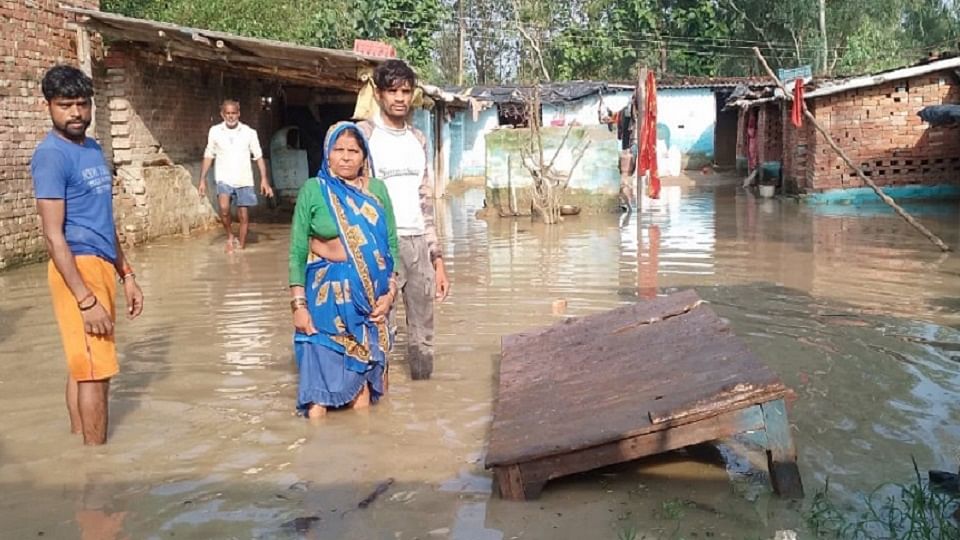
[{"xmin": 31, "ymin": 65, "xmax": 144, "ymax": 446}]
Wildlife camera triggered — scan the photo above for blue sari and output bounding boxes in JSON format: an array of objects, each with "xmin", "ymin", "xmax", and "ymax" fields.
[{"xmin": 294, "ymin": 123, "xmax": 394, "ymax": 410}]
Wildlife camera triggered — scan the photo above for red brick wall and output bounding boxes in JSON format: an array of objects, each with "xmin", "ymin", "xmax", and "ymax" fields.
[
  {"xmin": 0, "ymin": 0, "xmax": 99, "ymax": 269},
  {"xmin": 735, "ymin": 108, "xmax": 747, "ymax": 170},
  {"xmin": 806, "ymin": 72, "xmax": 960, "ymax": 191},
  {"xmin": 782, "ymin": 103, "xmax": 813, "ymax": 191},
  {"xmin": 758, "ymin": 103, "xmax": 782, "ymax": 164},
  {"xmin": 104, "ymin": 48, "xmax": 272, "ymax": 168},
  {"xmin": 101, "ymin": 47, "xmax": 276, "ymax": 244}
]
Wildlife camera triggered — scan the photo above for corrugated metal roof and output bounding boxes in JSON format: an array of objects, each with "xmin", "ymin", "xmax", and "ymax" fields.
[
  {"xmin": 805, "ymin": 56, "xmax": 960, "ymax": 99},
  {"xmin": 657, "ymin": 76, "xmax": 775, "ymax": 89},
  {"xmin": 68, "ymin": 8, "xmax": 375, "ymax": 91}
]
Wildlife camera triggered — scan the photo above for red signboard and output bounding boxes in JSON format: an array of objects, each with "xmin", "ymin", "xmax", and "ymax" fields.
[{"xmin": 353, "ymin": 40, "xmax": 396, "ymax": 59}]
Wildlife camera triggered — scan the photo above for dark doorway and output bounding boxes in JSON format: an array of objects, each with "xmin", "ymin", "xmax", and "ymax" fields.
[
  {"xmin": 714, "ymin": 91, "xmax": 737, "ymax": 168},
  {"xmin": 280, "ymin": 87, "xmax": 356, "ymax": 175}
]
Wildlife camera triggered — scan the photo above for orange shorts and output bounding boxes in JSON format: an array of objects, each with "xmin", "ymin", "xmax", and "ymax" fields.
[{"xmin": 48, "ymin": 256, "xmax": 118, "ymax": 381}]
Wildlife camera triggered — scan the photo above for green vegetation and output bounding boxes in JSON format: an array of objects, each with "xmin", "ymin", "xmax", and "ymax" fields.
[
  {"xmin": 806, "ymin": 465, "xmax": 960, "ymax": 540},
  {"xmin": 102, "ymin": 1, "xmax": 960, "ymax": 83}
]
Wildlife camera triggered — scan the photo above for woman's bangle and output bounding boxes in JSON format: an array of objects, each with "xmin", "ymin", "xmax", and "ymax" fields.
[
  {"xmin": 290, "ymin": 297, "xmax": 308, "ymax": 313},
  {"xmin": 119, "ymin": 272, "xmax": 136, "ymax": 283},
  {"xmin": 79, "ymin": 296, "xmax": 99, "ymax": 312}
]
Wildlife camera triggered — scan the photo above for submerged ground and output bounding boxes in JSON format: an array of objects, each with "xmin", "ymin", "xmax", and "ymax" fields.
[{"xmin": 1, "ymin": 175, "xmax": 958, "ymax": 539}]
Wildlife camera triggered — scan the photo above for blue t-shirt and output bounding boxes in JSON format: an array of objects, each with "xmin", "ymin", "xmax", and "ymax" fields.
[{"xmin": 31, "ymin": 132, "xmax": 117, "ymax": 264}]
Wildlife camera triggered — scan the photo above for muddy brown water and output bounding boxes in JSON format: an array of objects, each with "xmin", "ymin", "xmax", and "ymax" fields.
[{"xmin": 1, "ymin": 180, "xmax": 959, "ymax": 539}]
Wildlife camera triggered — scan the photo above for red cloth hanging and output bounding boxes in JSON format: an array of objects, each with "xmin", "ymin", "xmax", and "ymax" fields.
[
  {"xmin": 791, "ymin": 78, "xmax": 805, "ymax": 128},
  {"xmin": 637, "ymin": 71, "xmax": 661, "ymax": 199}
]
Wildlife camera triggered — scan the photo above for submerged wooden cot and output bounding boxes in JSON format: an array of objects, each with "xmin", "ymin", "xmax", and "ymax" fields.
[{"xmin": 485, "ymin": 290, "xmax": 803, "ymax": 500}]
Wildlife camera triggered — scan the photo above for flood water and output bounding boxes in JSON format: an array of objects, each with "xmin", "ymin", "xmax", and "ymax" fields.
[{"xmin": 1, "ymin": 177, "xmax": 959, "ymax": 539}]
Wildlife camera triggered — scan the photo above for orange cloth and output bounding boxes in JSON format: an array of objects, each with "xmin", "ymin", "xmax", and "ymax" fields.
[
  {"xmin": 791, "ymin": 78, "xmax": 805, "ymax": 127},
  {"xmin": 48, "ymin": 256, "xmax": 118, "ymax": 381},
  {"xmin": 638, "ymin": 71, "xmax": 661, "ymax": 199}
]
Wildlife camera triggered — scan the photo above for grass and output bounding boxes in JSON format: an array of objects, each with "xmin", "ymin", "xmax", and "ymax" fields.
[
  {"xmin": 805, "ymin": 460, "xmax": 960, "ymax": 540},
  {"xmin": 614, "ymin": 459, "xmax": 959, "ymax": 540}
]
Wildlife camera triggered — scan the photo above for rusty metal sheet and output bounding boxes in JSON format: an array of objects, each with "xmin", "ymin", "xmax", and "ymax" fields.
[{"xmin": 486, "ymin": 290, "xmax": 787, "ymax": 467}]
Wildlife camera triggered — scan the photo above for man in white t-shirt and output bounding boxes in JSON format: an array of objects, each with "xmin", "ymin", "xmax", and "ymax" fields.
[
  {"xmin": 198, "ymin": 100, "xmax": 273, "ymax": 251},
  {"xmin": 358, "ymin": 60, "xmax": 449, "ymax": 380}
]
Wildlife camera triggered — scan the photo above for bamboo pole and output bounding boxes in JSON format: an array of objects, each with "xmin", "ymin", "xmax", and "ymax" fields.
[{"xmin": 752, "ymin": 47, "xmax": 951, "ymax": 252}]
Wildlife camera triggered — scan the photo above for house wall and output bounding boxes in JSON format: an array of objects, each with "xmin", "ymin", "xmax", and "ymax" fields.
[
  {"xmin": 484, "ymin": 126, "xmax": 620, "ymax": 215},
  {"xmin": 804, "ymin": 72, "xmax": 960, "ymax": 192},
  {"xmin": 736, "ymin": 108, "xmax": 748, "ymax": 172},
  {"xmin": 757, "ymin": 102, "xmax": 783, "ymax": 181},
  {"xmin": 781, "ymin": 104, "xmax": 812, "ymax": 192},
  {"xmin": 657, "ymin": 88, "xmax": 716, "ymax": 169},
  {"xmin": 453, "ymin": 107, "xmax": 499, "ymax": 180},
  {"xmin": 0, "ymin": 0, "xmax": 100, "ymax": 269},
  {"xmin": 541, "ymin": 90, "xmax": 633, "ymax": 127},
  {"xmin": 102, "ymin": 48, "xmax": 274, "ymax": 245}
]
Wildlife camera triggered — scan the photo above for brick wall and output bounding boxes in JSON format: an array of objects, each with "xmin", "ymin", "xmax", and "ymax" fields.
[
  {"xmin": 781, "ymin": 103, "xmax": 813, "ymax": 192},
  {"xmin": 805, "ymin": 72, "xmax": 960, "ymax": 191},
  {"xmin": 735, "ymin": 108, "xmax": 747, "ymax": 172},
  {"xmin": 758, "ymin": 103, "xmax": 782, "ymax": 164},
  {"xmin": 101, "ymin": 47, "xmax": 274, "ymax": 245},
  {"xmin": 0, "ymin": 0, "xmax": 98, "ymax": 269}
]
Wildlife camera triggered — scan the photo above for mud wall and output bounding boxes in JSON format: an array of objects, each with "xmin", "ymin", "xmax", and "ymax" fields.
[
  {"xmin": 484, "ymin": 126, "xmax": 620, "ymax": 215},
  {"xmin": 803, "ymin": 72, "xmax": 960, "ymax": 192},
  {"xmin": 0, "ymin": 0, "xmax": 99, "ymax": 269}
]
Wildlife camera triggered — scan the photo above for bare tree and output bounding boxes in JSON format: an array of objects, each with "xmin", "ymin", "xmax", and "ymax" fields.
[{"xmin": 518, "ymin": 86, "xmax": 591, "ymax": 224}]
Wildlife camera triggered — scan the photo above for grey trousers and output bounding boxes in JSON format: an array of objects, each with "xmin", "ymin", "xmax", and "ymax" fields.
[{"xmin": 395, "ymin": 235, "xmax": 435, "ymax": 379}]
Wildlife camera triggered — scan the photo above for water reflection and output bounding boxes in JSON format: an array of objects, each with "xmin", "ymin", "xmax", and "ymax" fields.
[{"xmin": 0, "ymin": 179, "xmax": 958, "ymax": 539}]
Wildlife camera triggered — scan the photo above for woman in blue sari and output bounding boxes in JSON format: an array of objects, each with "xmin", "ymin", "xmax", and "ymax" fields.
[{"xmin": 288, "ymin": 122, "xmax": 399, "ymax": 419}]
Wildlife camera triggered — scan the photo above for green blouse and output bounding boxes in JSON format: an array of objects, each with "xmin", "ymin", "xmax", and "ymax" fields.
[{"xmin": 288, "ymin": 177, "xmax": 399, "ymax": 286}]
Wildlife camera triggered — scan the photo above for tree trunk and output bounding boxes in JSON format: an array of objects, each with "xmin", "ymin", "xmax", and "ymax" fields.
[{"xmin": 818, "ymin": 0, "xmax": 828, "ymax": 75}]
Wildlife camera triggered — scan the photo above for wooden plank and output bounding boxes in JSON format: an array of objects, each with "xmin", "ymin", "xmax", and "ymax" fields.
[
  {"xmin": 761, "ymin": 399, "xmax": 804, "ymax": 499},
  {"xmin": 496, "ymin": 405, "xmax": 766, "ymax": 500},
  {"xmin": 494, "ymin": 465, "xmax": 545, "ymax": 501},
  {"xmin": 486, "ymin": 292, "xmax": 787, "ymax": 466}
]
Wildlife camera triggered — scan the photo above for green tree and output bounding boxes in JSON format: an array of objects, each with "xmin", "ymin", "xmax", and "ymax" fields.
[{"xmin": 101, "ymin": 0, "xmax": 449, "ymax": 79}]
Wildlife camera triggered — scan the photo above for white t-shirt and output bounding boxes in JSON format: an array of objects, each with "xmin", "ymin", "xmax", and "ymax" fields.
[
  {"xmin": 367, "ymin": 117, "xmax": 427, "ymax": 237},
  {"xmin": 203, "ymin": 122, "xmax": 263, "ymax": 187}
]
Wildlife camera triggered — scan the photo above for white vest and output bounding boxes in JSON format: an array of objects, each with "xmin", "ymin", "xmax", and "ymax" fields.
[
  {"xmin": 367, "ymin": 118, "xmax": 426, "ymax": 237},
  {"xmin": 203, "ymin": 122, "xmax": 263, "ymax": 187}
]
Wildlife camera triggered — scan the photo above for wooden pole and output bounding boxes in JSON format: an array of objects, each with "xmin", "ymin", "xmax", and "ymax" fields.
[
  {"xmin": 818, "ymin": 0, "xmax": 828, "ymax": 74},
  {"xmin": 636, "ymin": 67, "xmax": 648, "ymax": 211},
  {"xmin": 457, "ymin": 0, "xmax": 465, "ymax": 86},
  {"xmin": 752, "ymin": 47, "xmax": 951, "ymax": 252}
]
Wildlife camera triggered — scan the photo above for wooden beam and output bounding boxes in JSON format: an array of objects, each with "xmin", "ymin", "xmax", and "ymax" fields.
[
  {"xmin": 493, "ymin": 405, "xmax": 767, "ymax": 500},
  {"xmin": 761, "ymin": 399, "xmax": 804, "ymax": 498}
]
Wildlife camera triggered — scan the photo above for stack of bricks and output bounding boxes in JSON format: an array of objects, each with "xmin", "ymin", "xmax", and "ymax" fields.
[
  {"xmin": 0, "ymin": 0, "xmax": 98, "ymax": 269},
  {"xmin": 802, "ymin": 72, "xmax": 960, "ymax": 192}
]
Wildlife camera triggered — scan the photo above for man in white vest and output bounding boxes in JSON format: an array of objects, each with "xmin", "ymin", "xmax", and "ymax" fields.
[
  {"xmin": 358, "ymin": 60, "xmax": 450, "ymax": 380},
  {"xmin": 198, "ymin": 100, "xmax": 273, "ymax": 251}
]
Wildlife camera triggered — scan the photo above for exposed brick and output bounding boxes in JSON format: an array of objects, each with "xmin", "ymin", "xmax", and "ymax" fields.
[{"xmin": 0, "ymin": 0, "xmax": 99, "ymax": 269}]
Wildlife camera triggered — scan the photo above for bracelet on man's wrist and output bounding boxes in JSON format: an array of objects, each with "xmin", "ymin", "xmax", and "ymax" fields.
[
  {"xmin": 76, "ymin": 291, "xmax": 94, "ymax": 308},
  {"xmin": 79, "ymin": 296, "xmax": 99, "ymax": 312}
]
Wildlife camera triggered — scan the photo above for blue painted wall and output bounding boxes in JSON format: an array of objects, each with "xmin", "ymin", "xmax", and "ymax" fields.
[
  {"xmin": 656, "ymin": 88, "xmax": 716, "ymax": 166},
  {"xmin": 412, "ymin": 108, "xmax": 435, "ymax": 165},
  {"xmin": 541, "ymin": 90, "xmax": 634, "ymax": 126},
  {"xmin": 452, "ymin": 108, "xmax": 499, "ymax": 180}
]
